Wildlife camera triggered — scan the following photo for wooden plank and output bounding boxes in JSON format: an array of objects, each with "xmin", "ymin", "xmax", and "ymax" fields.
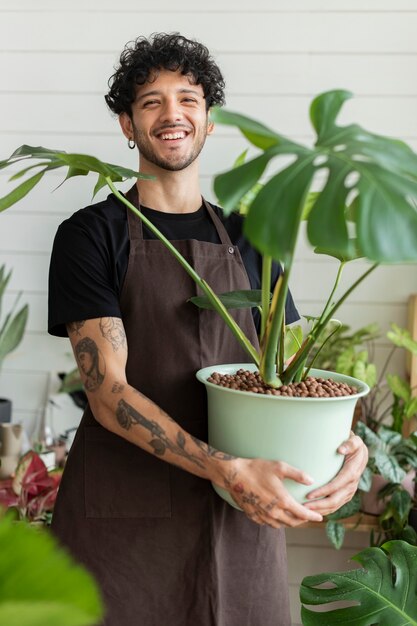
[
  {"xmin": 3, "ymin": 93, "xmax": 417, "ymax": 138},
  {"xmin": 3, "ymin": 52, "xmax": 417, "ymax": 96},
  {"xmin": 3, "ymin": 1, "xmax": 417, "ymax": 11},
  {"xmin": 0, "ymin": 13, "xmax": 417, "ymax": 54}
]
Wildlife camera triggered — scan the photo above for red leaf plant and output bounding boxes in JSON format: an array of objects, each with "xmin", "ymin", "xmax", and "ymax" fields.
[{"xmin": 0, "ymin": 451, "xmax": 62, "ymax": 523}]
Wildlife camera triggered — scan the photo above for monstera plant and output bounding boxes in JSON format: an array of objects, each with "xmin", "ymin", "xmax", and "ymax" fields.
[
  {"xmin": 300, "ymin": 540, "xmax": 417, "ymax": 625},
  {"xmin": 1, "ymin": 90, "xmax": 417, "ymax": 387},
  {"xmin": 1, "ymin": 90, "xmax": 417, "ymax": 506}
]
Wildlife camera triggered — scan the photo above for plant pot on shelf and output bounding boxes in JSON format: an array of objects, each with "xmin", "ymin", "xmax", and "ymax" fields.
[
  {"xmin": 0, "ymin": 399, "xmax": 11, "ymax": 423},
  {"xmin": 361, "ymin": 471, "xmax": 416, "ymax": 516},
  {"xmin": 196, "ymin": 364, "xmax": 369, "ymax": 507}
]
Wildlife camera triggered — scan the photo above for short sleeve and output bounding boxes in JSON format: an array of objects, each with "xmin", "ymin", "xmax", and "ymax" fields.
[{"xmin": 48, "ymin": 219, "xmax": 122, "ymax": 337}]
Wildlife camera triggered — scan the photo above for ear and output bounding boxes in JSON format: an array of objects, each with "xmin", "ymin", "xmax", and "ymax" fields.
[
  {"xmin": 207, "ymin": 114, "xmax": 215, "ymax": 136},
  {"xmin": 119, "ymin": 112, "xmax": 133, "ymax": 140}
]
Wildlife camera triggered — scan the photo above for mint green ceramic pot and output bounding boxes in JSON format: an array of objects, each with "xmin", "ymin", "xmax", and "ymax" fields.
[{"xmin": 196, "ymin": 364, "xmax": 369, "ymax": 507}]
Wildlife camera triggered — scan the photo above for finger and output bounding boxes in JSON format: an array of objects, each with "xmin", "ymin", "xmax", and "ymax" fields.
[
  {"xmin": 275, "ymin": 461, "xmax": 315, "ymax": 486},
  {"xmin": 274, "ymin": 509, "xmax": 313, "ymax": 528},
  {"xmin": 306, "ymin": 472, "xmax": 356, "ymax": 500},
  {"xmin": 304, "ymin": 492, "xmax": 353, "ymax": 515},
  {"xmin": 338, "ymin": 433, "xmax": 363, "ymax": 455},
  {"xmin": 275, "ymin": 494, "xmax": 323, "ymax": 522}
]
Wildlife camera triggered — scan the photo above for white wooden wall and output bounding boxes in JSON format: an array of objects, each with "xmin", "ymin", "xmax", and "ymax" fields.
[{"xmin": 1, "ymin": 2, "xmax": 416, "ymax": 623}]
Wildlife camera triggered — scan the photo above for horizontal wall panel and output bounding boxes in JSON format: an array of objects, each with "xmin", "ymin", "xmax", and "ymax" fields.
[
  {"xmin": 1, "ymin": 13, "xmax": 417, "ymax": 53},
  {"xmin": 3, "ymin": 52, "xmax": 417, "ymax": 96},
  {"xmin": 293, "ymin": 301, "xmax": 409, "ymax": 333},
  {"xmin": 5, "ymin": 332, "xmax": 76, "ymax": 373},
  {"xmin": 286, "ymin": 527, "xmax": 371, "ymax": 549},
  {"xmin": 0, "ymin": 253, "xmax": 50, "ymax": 293},
  {"xmin": 3, "ymin": 1, "xmax": 417, "ymax": 11},
  {"xmin": 3, "ymin": 292, "xmax": 48, "ymax": 332},
  {"xmin": 0, "ymin": 370, "xmax": 49, "ymax": 413},
  {"xmin": 2, "ymin": 93, "xmax": 417, "ymax": 139}
]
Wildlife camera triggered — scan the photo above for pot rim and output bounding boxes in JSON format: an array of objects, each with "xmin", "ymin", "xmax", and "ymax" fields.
[{"xmin": 196, "ymin": 363, "xmax": 370, "ymax": 401}]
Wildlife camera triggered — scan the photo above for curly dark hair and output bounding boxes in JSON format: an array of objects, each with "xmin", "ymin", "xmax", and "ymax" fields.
[{"xmin": 105, "ymin": 32, "xmax": 225, "ymax": 116}]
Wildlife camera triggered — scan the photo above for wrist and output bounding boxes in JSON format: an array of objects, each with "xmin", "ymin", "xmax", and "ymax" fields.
[{"xmin": 207, "ymin": 454, "xmax": 240, "ymax": 489}]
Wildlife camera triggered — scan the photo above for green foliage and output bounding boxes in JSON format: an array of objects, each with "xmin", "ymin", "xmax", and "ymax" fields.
[
  {"xmin": 0, "ymin": 265, "xmax": 28, "ymax": 371},
  {"xmin": 0, "ymin": 512, "xmax": 103, "ymax": 625},
  {"xmin": 0, "ymin": 144, "xmax": 151, "ymax": 213},
  {"xmin": 300, "ymin": 540, "xmax": 417, "ymax": 626},
  {"xmin": 2, "ymin": 91, "xmax": 417, "ymax": 387},
  {"xmin": 211, "ymin": 91, "xmax": 417, "ymax": 384}
]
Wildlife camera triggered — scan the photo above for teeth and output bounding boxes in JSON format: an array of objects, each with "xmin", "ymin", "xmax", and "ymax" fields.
[{"xmin": 160, "ymin": 132, "xmax": 186, "ymax": 140}]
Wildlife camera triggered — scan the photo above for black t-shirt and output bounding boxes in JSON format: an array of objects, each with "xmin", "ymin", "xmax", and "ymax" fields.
[{"xmin": 48, "ymin": 193, "xmax": 299, "ymax": 337}]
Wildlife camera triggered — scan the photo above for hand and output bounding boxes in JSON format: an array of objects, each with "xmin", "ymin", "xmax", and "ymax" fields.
[
  {"xmin": 303, "ymin": 431, "xmax": 368, "ymax": 517},
  {"xmin": 220, "ymin": 457, "xmax": 324, "ymax": 529}
]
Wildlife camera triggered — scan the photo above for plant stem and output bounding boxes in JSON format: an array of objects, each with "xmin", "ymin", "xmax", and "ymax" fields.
[
  {"xmin": 107, "ymin": 179, "xmax": 260, "ymax": 366},
  {"xmin": 261, "ymin": 255, "xmax": 272, "ymax": 341},
  {"xmin": 283, "ymin": 262, "xmax": 379, "ymax": 382}
]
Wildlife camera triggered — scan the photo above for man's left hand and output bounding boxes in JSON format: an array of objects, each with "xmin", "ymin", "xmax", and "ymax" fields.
[{"xmin": 302, "ymin": 431, "xmax": 368, "ymax": 517}]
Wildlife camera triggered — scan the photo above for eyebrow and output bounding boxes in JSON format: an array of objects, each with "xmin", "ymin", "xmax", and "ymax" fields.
[{"xmin": 137, "ymin": 88, "xmax": 202, "ymax": 101}]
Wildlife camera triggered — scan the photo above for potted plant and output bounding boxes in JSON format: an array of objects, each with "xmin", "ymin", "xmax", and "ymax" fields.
[
  {"xmin": 1, "ymin": 90, "xmax": 417, "ymax": 504},
  {"xmin": 300, "ymin": 539, "xmax": 417, "ymax": 625},
  {"xmin": 0, "ymin": 265, "xmax": 28, "ymax": 423},
  {"xmin": 313, "ymin": 323, "xmax": 417, "ymax": 548}
]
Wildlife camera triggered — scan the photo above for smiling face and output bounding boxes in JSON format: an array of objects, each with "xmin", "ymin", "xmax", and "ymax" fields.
[{"xmin": 119, "ymin": 69, "xmax": 214, "ymax": 172}]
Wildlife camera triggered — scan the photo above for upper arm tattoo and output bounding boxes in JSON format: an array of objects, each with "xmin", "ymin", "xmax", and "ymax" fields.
[
  {"xmin": 75, "ymin": 336, "xmax": 106, "ymax": 392},
  {"xmin": 67, "ymin": 320, "xmax": 86, "ymax": 336},
  {"xmin": 99, "ymin": 318, "xmax": 127, "ymax": 352}
]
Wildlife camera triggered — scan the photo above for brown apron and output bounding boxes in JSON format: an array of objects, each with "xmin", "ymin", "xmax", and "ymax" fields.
[{"xmin": 52, "ymin": 185, "xmax": 291, "ymax": 626}]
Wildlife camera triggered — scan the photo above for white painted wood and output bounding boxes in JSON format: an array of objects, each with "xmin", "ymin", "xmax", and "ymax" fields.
[
  {"xmin": 1, "ymin": 12, "xmax": 417, "ymax": 53},
  {"xmin": 1, "ymin": 6, "xmax": 417, "ymax": 625},
  {"xmin": 3, "ymin": 52, "xmax": 417, "ymax": 96},
  {"xmin": 3, "ymin": 0, "xmax": 417, "ymax": 11},
  {"xmin": 3, "ymin": 93, "xmax": 417, "ymax": 138}
]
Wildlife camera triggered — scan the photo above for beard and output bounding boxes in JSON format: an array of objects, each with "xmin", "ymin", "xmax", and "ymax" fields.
[{"xmin": 132, "ymin": 124, "xmax": 208, "ymax": 172}]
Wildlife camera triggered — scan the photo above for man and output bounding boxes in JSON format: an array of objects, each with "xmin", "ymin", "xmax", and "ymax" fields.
[{"xmin": 48, "ymin": 33, "xmax": 368, "ymax": 626}]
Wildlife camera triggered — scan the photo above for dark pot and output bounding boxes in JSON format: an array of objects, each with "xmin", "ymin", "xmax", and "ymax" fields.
[{"xmin": 0, "ymin": 399, "xmax": 12, "ymax": 423}]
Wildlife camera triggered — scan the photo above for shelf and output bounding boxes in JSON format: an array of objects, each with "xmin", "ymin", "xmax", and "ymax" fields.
[{"xmin": 301, "ymin": 513, "xmax": 379, "ymax": 531}]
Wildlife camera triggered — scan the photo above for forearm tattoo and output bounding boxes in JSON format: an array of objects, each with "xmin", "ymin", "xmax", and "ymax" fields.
[
  {"xmin": 112, "ymin": 382, "xmax": 125, "ymax": 394},
  {"xmin": 191, "ymin": 436, "xmax": 236, "ymax": 461},
  {"xmin": 116, "ymin": 399, "xmax": 205, "ymax": 469},
  {"xmin": 99, "ymin": 317, "xmax": 127, "ymax": 352},
  {"xmin": 75, "ymin": 336, "xmax": 106, "ymax": 392},
  {"xmin": 67, "ymin": 320, "xmax": 86, "ymax": 336}
]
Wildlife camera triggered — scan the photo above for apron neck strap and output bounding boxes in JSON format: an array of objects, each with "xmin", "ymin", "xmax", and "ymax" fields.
[{"xmin": 123, "ymin": 183, "xmax": 231, "ymax": 245}]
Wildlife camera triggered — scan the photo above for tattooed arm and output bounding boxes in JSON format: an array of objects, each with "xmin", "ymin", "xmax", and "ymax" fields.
[{"xmin": 67, "ymin": 317, "xmax": 324, "ymax": 529}]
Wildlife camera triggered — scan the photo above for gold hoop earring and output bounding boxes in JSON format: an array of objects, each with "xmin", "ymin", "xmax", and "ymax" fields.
[{"xmin": 128, "ymin": 138, "xmax": 135, "ymax": 150}]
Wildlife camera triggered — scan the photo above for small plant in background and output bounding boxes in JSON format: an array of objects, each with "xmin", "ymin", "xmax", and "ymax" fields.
[
  {"xmin": 0, "ymin": 451, "xmax": 62, "ymax": 524},
  {"xmin": 313, "ymin": 322, "xmax": 417, "ymax": 548},
  {"xmin": 0, "ymin": 508, "xmax": 103, "ymax": 625},
  {"xmin": 0, "ymin": 264, "xmax": 28, "ymax": 373}
]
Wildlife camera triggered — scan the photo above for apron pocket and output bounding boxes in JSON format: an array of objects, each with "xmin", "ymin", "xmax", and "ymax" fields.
[{"xmin": 84, "ymin": 426, "xmax": 171, "ymax": 518}]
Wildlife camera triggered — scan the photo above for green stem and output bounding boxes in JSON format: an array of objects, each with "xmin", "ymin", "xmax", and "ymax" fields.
[
  {"xmin": 261, "ymin": 255, "xmax": 272, "ymax": 341},
  {"xmin": 283, "ymin": 262, "xmax": 380, "ymax": 382},
  {"xmin": 260, "ymin": 265, "xmax": 292, "ymax": 385},
  {"xmin": 107, "ymin": 179, "xmax": 260, "ymax": 366}
]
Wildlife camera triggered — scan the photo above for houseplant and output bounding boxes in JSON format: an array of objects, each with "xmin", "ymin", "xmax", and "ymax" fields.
[
  {"xmin": 300, "ymin": 539, "xmax": 417, "ymax": 625},
  {"xmin": 0, "ymin": 265, "xmax": 28, "ymax": 423},
  {"xmin": 1, "ymin": 90, "xmax": 417, "ymax": 502},
  {"xmin": 0, "ymin": 508, "xmax": 103, "ymax": 625},
  {"xmin": 314, "ymin": 323, "xmax": 417, "ymax": 547}
]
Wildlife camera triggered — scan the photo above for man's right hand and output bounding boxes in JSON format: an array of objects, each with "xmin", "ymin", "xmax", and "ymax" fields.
[{"xmin": 218, "ymin": 457, "xmax": 323, "ymax": 528}]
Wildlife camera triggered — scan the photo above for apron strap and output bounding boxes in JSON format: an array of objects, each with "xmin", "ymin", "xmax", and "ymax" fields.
[{"xmin": 123, "ymin": 183, "xmax": 233, "ymax": 246}]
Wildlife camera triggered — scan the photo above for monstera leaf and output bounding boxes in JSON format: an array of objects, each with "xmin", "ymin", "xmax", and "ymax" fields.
[
  {"xmin": 0, "ymin": 144, "xmax": 151, "ymax": 212},
  {"xmin": 300, "ymin": 540, "xmax": 417, "ymax": 626},
  {"xmin": 211, "ymin": 90, "xmax": 417, "ymax": 265}
]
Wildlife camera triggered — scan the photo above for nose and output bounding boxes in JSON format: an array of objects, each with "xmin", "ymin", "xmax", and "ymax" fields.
[{"xmin": 159, "ymin": 97, "xmax": 183, "ymax": 125}]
